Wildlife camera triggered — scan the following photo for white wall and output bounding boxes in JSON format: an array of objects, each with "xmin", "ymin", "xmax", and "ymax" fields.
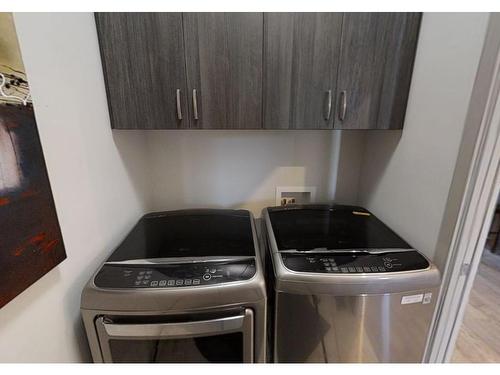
[
  {"xmin": 146, "ymin": 130, "xmax": 365, "ymax": 217},
  {"xmin": 0, "ymin": 13, "xmax": 149, "ymax": 362},
  {"xmin": 358, "ymin": 13, "xmax": 490, "ymax": 266}
]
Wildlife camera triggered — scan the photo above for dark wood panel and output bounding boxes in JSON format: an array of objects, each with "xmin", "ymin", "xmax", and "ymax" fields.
[
  {"xmin": 377, "ymin": 13, "xmax": 421, "ymax": 129},
  {"xmin": 264, "ymin": 13, "xmax": 343, "ymax": 129},
  {"xmin": 334, "ymin": 13, "xmax": 421, "ymax": 130},
  {"xmin": 95, "ymin": 13, "xmax": 188, "ymax": 129},
  {"xmin": 183, "ymin": 13, "xmax": 263, "ymax": 129}
]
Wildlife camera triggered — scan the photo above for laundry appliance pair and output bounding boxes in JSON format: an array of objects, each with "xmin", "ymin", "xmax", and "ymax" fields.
[{"xmin": 81, "ymin": 205, "xmax": 440, "ymax": 363}]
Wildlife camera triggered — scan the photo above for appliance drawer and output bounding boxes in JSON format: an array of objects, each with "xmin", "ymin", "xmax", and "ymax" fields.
[{"xmin": 95, "ymin": 309, "xmax": 254, "ymax": 363}]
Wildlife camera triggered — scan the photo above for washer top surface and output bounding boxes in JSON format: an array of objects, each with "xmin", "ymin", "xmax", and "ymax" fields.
[
  {"xmin": 81, "ymin": 209, "xmax": 266, "ymax": 311},
  {"xmin": 264, "ymin": 205, "xmax": 441, "ymax": 294},
  {"xmin": 267, "ymin": 204, "xmax": 412, "ymax": 251},
  {"xmin": 107, "ymin": 209, "xmax": 255, "ymax": 262}
]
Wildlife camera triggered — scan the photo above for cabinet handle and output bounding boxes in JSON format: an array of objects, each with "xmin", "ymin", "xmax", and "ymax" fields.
[
  {"xmin": 176, "ymin": 89, "xmax": 183, "ymax": 120},
  {"xmin": 192, "ymin": 89, "xmax": 199, "ymax": 120},
  {"xmin": 324, "ymin": 90, "xmax": 332, "ymax": 121},
  {"xmin": 339, "ymin": 90, "xmax": 347, "ymax": 121}
]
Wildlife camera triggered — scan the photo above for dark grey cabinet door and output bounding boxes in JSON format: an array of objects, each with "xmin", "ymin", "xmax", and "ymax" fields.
[
  {"xmin": 334, "ymin": 13, "xmax": 421, "ymax": 130},
  {"xmin": 183, "ymin": 13, "xmax": 263, "ymax": 129},
  {"xmin": 95, "ymin": 13, "xmax": 188, "ymax": 129},
  {"xmin": 263, "ymin": 13, "xmax": 343, "ymax": 129}
]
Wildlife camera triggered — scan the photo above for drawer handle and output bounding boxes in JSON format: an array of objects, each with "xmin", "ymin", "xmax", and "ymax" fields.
[
  {"xmin": 176, "ymin": 88, "xmax": 183, "ymax": 120},
  {"xmin": 98, "ymin": 314, "xmax": 246, "ymax": 339}
]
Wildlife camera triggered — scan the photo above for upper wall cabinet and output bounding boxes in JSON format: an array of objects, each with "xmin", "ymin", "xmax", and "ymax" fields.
[
  {"xmin": 264, "ymin": 13, "xmax": 343, "ymax": 129},
  {"xmin": 183, "ymin": 13, "xmax": 263, "ymax": 129},
  {"xmin": 335, "ymin": 13, "xmax": 422, "ymax": 129},
  {"xmin": 264, "ymin": 12, "xmax": 421, "ymax": 130},
  {"xmin": 95, "ymin": 12, "xmax": 421, "ymax": 130},
  {"xmin": 96, "ymin": 12, "xmax": 262, "ymax": 129},
  {"xmin": 95, "ymin": 13, "xmax": 189, "ymax": 129}
]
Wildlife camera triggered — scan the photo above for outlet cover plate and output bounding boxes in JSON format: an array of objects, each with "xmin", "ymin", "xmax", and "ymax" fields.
[{"xmin": 275, "ymin": 186, "xmax": 317, "ymax": 206}]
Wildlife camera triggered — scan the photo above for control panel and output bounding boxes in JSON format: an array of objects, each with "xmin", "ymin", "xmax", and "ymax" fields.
[
  {"xmin": 281, "ymin": 251, "xmax": 429, "ymax": 273},
  {"xmin": 94, "ymin": 259, "xmax": 256, "ymax": 289}
]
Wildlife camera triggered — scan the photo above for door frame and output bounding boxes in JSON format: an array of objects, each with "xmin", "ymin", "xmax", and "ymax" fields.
[{"xmin": 426, "ymin": 13, "xmax": 500, "ymax": 362}]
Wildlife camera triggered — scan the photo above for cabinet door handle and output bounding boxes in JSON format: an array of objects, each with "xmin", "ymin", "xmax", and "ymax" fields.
[
  {"xmin": 176, "ymin": 89, "xmax": 183, "ymax": 120},
  {"xmin": 192, "ymin": 89, "xmax": 199, "ymax": 120},
  {"xmin": 324, "ymin": 90, "xmax": 332, "ymax": 120},
  {"xmin": 339, "ymin": 90, "xmax": 347, "ymax": 121}
]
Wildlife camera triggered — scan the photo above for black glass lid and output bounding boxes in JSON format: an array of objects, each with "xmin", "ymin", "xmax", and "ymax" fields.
[
  {"xmin": 267, "ymin": 205, "xmax": 412, "ymax": 251},
  {"xmin": 107, "ymin": 209, "xmax": 255, "ymax": 262}
]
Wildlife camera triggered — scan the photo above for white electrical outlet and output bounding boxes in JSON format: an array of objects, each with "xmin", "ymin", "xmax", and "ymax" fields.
[{"xmin": 276, "ymin": 186, "xmax": 316, "ymax": 207}]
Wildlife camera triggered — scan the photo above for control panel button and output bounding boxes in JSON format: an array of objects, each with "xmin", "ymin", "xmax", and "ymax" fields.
[
  {"xmin": 210, "ymin": 268, "xmax": 217, "ymax": 274},
  {"xmin": 371, "ymin": 266, "xmax": 379, "ymax": 272},
  {"xmin": 159, "ymin": 280, "xmax": 167, "ymax": 287},
  {"xmin": 184, "ymin": 279, "xmax": 192, "ymax": 286},
  {"xmin": 332, "ymin": 266, "xmax": 339, "ymax": 272},
  {"xmin": 363, "ymin": 267, "xmax": 371, "ymax": 272},
  {"xmin": 203, "ymin": 274, "xmax": 212, "ymax": 281},
  {"xmin": 384, "ymin": 262, "xmax": 393, "ymax": 269},
  {"xmin": 356, "ymin": 267, "xmax": 363, "ymax": 272},
  {"xmin": 175, "ymin": 280, "xmax": 184, "ymax": 286},
  {"xmin": 150, "ymin": 281, "xmax": 158, "ymax": 287},
  {"xmin": 378, "ymin": 267, "xmax": 386, "ymax": 272},
  {"xmin": 193, "ymin": 279, "xmax": 201, "ymax": 285},
  {"xmin": 348, "ymin": 267, "xmax": 356, "ymax": 273},
  {"xmin": 167, "ymin": 280, "xmax": 175, "ymax": 286},
  {"xmin": 134, "ymin": 281, "xmax": 141, "ymax": 286},
  {"xmin": 146, "ymin": 271, "xmax": 153, "ymax": 275},
  {"xmin": 340, "ymin": 267, "xmax": 348, "ymax": 273}
]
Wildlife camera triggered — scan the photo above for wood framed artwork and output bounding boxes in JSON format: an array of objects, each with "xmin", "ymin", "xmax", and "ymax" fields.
[{"xmin": 0, "ymin": 13, "xmax": 66, "ymax": 308}]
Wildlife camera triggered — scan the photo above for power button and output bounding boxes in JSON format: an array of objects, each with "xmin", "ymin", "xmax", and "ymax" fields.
[{"xmin": 203, "ymin": 273, "xmax": 212, "ymax": 281}]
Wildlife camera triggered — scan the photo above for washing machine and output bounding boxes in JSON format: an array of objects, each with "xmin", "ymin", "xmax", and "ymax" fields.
[
  {"xmin": 81, "ymin": 209, "xmax": 266, "ymax": 363},
  {"xmin": 262, "ymin": 204, "xmax": 441, "ymax": 363}
]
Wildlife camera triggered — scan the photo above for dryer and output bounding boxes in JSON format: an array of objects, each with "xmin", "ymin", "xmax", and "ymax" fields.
[
  {"xmin": 81, "ymin": 209, "xmax": 266, "ymax": 363},
  {"xmin": 262, "ymin": 204, "xmax": 440, "ymax": 363}
]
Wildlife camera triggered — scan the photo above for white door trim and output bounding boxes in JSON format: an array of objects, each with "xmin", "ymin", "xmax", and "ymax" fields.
[{"xmin": 427, "ymin": 13, "xmax": 500, "ymax": 362}]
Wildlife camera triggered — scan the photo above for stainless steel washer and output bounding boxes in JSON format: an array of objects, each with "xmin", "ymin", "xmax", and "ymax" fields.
[
  {"xmin": 81, "ymin": 209, "xmax": 266, "ymax": 363},
  {"xmin": 262, "ymin": 204, "xmax": 441, "ymax": 363}
]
